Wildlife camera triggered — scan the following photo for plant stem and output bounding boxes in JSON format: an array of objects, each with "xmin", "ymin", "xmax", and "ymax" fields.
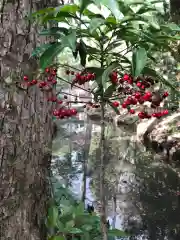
[
  {"xmin": 100, "ymin": 101, "xmax": 108, "ymax": 240},
  {"xmin": 99, "ymin": 39, "xmax": 108, "ymax": 240}
]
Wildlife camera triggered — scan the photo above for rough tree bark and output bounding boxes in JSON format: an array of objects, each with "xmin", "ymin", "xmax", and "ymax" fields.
[{"xmin": 0, "ymin": 0, "xmax": 57, "ymax": 239}]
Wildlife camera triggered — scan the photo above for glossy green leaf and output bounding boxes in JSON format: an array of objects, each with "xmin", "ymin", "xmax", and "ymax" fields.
[
  {"xmin": 79, "ymin": 39, "xmax": 87, "ymax": 67},
  {"xmin": 32, "ymin": 7, "xmax": 54, "ymax": 16},
  {"xmin": 79, "ymin": 0, "xmax": 93, "ymax": 14},
  {"xmin": 102, "ymin": 62, "xmax": 119, "ymax": 89},
  {"xmin": 89, "ymin": 18, "xmax": 105, "ymax": 34},
  {"xmin": 108, "ymin": 229, "xmax": 128, "ymax": 237},
  {"xmin": 31, "ymin": 43, "xmax": 52, "ymax": 57},
  {"xmin": 47, "ymin": 206, "xmax": 59, "ymax": 227},
  {"xmin": 94, "ymin": 0, "xmax": 121, "ymax": 20},
  {"xmin": 132, "ymin": 47, "xmax": 147, "ymax": 77},
  {"xmin": 61, "ymin": 29, "xmax": 77, "ymax": 52},
  {"xmin": 104, "ymin": 85, "xmax": 116, "ymax": 98},
  {"xmin": 54, "ymin": 4, "xmax": 79, "ymax": 17},
  {"xmin": 40, "ymin": 43, "xmax": 64, "ymax": 69}
]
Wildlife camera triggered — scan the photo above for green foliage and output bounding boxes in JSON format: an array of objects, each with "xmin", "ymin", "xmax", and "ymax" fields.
[
  {"xmin": 46, "ymin": 199, "xmax": 128, "ymax": 240},
  {"xmin": 31, "ymin": 0, "xmax": 180, "ymax": 105},
  {"xmin": 132, "ymin": 47, "xmax": 147, "ymax": 77}
]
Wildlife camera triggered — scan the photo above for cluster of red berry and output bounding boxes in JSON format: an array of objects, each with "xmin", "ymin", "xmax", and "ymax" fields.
[
  {"xmin": 109, "ymin": 73, "xmax": 169, "ymax": 119},
  {"xmin": 23, "ymin": 68, "xmax": 78, "ymax": 120},
  {"xmin": 22, "ymin": 67, "xmax": 170, "ymax": 121},
  {"xmin": 52, "ymin": 108, "xmax": 77, "ymax": 119},
  {"xmin": 66, "ymin": 69, "xmax": 95, "ymax": 85},
  {"xmin": 23, "ymin": 67, "xmax": 57, "ymax": 89}
]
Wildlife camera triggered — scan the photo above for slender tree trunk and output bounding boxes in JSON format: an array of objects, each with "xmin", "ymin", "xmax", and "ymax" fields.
[
  {"xmin": 0, "ymin": 0, "xmax": 57, "ymax": 239},
  {"xmin": 81, "ymin": 116, "xmax": 92, "ymax": 205},
  {"xmin": 100, "ymin": 102, "xmax": 108, "ymax": 240}
]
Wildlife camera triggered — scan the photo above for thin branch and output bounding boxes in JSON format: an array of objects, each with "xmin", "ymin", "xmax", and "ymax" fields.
[{"xmin": 56, "ymin": 90, "xmax": 92, "ymax": 99}]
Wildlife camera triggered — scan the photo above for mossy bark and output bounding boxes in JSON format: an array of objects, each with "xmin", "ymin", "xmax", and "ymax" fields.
[{"xmin": 0, "ymin": 0, "xmax": 57, "ymax": 239}]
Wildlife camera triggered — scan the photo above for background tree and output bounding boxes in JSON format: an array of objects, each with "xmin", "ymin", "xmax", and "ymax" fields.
[{"xmin": 0, "ymin": 0, "xmax": 57, "ymax": 239}]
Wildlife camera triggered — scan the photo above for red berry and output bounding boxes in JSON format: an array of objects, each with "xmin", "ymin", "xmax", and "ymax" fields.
[
  {"xmin": 163, "ymin": 109, "xmax": 169, "ymax": 115},
  {"xmin": 47, "ymin": 76, "xmax": 52, "ymax": 81},
  {"xmin": 52, "ymin": 80, "xmax": 57, "ymax": 85},
  {"xmin": 123, "ymin": 74, "xmax": 130, "ymax": 81},
  {"xmin": 141, "ymin": 85, "xmax": 145, "ymax": 89},
  {"xmin": 51, "ymin": 71, "xmax": 56, "ymax": 76},
  {"xmin": 129, "ymin": 109, "xmax": 135, "ymax": 114},
  {"xmin": 134, "ymin": 92, "xmax": 141, "ymax": 99},
  {"xmin": 71, "ymin": 71, "xmax": 74, "ymax": 75},
  {"xmin": 122, "ymin": 103, "xmax": 127, "ymax": 108},
  {"xmin": 112, "ymin": 101, "xmax": 119, "ymax": 107},
  {"xmin": 163, "ymin": 91, "xmax": 169, "ymax": 98},
  {"xmin": 53, "ymin": 109, "xmax": 59, "ymax": 116},
  {"xmin": 136, "ymin": 82, "xmax": 142, "ymax": 87},
  {"xmin": 27, "ymin": 82, "xmax": 32, "ymax": 87},
  {"xmin": 58, "ymin": 100, "xmax": 63, "ymax": 104},
  {"xmin": 31, "ymin": 79, "xmax": 37, "ymax": 85},
  {"xmin": 23, "ymin": 75, "xmax": 28, "ymax": 81},
  {"xmin": 131, "ymin": 98, "xmax": 137, "ymax": 105},
  {"xmin": 152, "ymin": 113, "xmax": 157, "ymax": 117},
  {"xmin": 138, "ymin": 98, "xmax": 144, "ymax": 104},
  {"xmin": 45, "ymin": 68, "xmax": 50, "ymax": 73},
  {"xmin": 70, "ymin": 108, "xmax": 77, "ymax": 115},
  {"xmin": 138, "ymin": 112, "xmax": 145, "ymax": 119}
]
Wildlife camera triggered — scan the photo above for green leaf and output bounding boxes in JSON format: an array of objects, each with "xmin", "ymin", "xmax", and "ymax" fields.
[
  {"xmin": 104, "ymin": 85, "xmax": 116, "ymax": 98},
  {"xmin": 49, "ymin": 236, "xmax": 65, "ymax": 240},
  {"xmin": 39, "ymin": 27, "xmax": 68, "ymax": 38},
  {"xmin": 94, "ymin": 0, "xmax": 121, "ymax": 20},
  {"xmin": 61, "ymin": 29, "xmax": 77, "ymax": 52},
  {"xmin": 102, "ymin": 62, "xmax": 119, "ymax": 90},
  {"xmin": 32, "ymin": 7, "xmax": 54, "ymax": 16},
  {"xmin": 47, "ymin": 206, "xmax": 59, "ymax": 227},
  {"xmin": 79, "ymin": 0, "xmax": 93, "ymax": 14},
  {"xmin": 79, "ymin": 39, "xmax": 87, "ymax": 67},
  {"xmin": 54, "ymin": 4, "xmax": 79, "ymax": 16},
  {"xmin": 69, "ymin": 228, "xmax": 83, "ymax": 234},
  {"xmin": 82, "ymin": 224, "xmax": 93, "ymax": 231},
  {"xmin": 89, "ymin": 18, "xmax": 105, "ymax": 34},
  {"xmin": 132, "ymin": 47, "xmax": 147, "ymax": 77},
  {"xmin": 108, "ymin": 229, "xmax": 128, "ymax": 237},
  {"xmin": 57, "ymin": 220, "xmax": 65, "ymax": 230},
  {"xmin": 108, "ymin": 101, "xmax": 120, "ymax": 115},
  {"xmin": 66, "ymin": 220, "xmax": 75, "ymax": 229},
  {"xmin": 31, "ymin": 43, "xmax": 52, "ymax": 57},
  {"xmin": 163, "ymin": 23, "xmax": 180, "ymax": 31},
  {"xmin": 40, "ymin": 43, "xmax": 64, "ymax": 69}
]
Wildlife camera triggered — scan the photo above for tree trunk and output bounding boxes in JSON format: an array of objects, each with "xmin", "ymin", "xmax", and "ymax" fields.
[
  {"xmin": 0, "ymin": 0, "xmax": 57, "ymax": 239},
  {"xmin": 170, "ymin": 0, "xmax": 180, "ymax": 22}
]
